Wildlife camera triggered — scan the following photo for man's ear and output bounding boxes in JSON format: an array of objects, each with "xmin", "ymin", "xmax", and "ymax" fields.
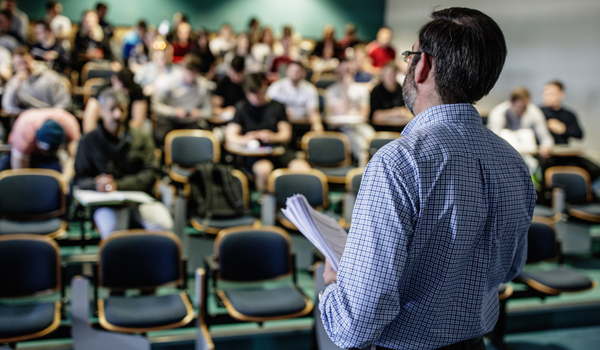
[{"xmin": 414, "ymin": 52, "xmax": 432, "ymax": 84}]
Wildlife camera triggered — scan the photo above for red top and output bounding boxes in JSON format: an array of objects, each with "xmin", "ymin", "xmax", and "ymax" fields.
[
  {"xmin": 171, "ymin": 41, "xmax": 194, "ymax": 64},
  {"xmin": 366, "ymin": 42, "xmax": 396, "ymax": 68}
]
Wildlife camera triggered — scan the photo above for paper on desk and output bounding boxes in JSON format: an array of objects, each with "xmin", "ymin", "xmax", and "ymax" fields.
[
  {"xmin": 282, "ymin": 194, "xmax": 348, "ymax": 271},
  {"xmin": 74, "ymin": 190, "xmax": 155, "ymax": 206}
]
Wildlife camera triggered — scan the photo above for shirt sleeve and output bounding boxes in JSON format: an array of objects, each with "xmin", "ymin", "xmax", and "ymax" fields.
[
  {"xmin": 487, "ymin": 102, "xmax": 508, "ymax": 135},
  {"xmin": 319, "ymin": 152, "xmax": 417, "ymax": 349},
  {"xmin": 528, "ymin": 104, "xmax": 554, "ymax": 148},
  {"xmin": 565, "ymin": 110, "xmax": 583, "ymax": 140}
]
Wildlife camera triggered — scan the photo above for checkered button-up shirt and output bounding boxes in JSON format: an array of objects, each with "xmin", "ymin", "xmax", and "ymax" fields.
[{"xmin": 319, "ymin": 103, "xmax": 536, "ymax": 349}]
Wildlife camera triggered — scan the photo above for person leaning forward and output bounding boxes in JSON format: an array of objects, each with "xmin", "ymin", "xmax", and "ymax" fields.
[{"xmin": 319, "ymin": 8, "xmax": 536, "ymax": 350}]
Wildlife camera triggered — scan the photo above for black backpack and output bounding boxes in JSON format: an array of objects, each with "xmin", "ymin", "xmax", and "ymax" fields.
[{"xmin": 189, "ymin": 163, "xmax": 248, "ymax": 219}]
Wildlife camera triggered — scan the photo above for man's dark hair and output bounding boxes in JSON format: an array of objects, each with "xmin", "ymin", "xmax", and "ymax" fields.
[
  {"xmin": 11, "ymin": 45, "xmax": 28, "ymax": 56},
  {"xmin": 414, "ymin": 7, "xmax": 507, "ymax": 104},
  {"xmin": 45, "ymin": 1, "xmax": 57, "ymax": 11},
  {"xmin": 183, "ymin": 53, "xmax": 202, "ymax": 73},
  {"xmin": 510, "ymin": 86, "xmax": 530, "ymax": 102},
  {"xmin": 115, "ymin": 67, "xmax": 137, "ymax": 92},
  {"xmin": 35, "ymin": 20, "xmax": 51, "ymax": 31},
  {"xmin": 0, "ymin": 9, "xmax": 12, "ymax": 20},
  {"xmin": 96, "ymin": 2, "xmax": 107, "ymax": 11},
  {"xmin": 242, "ymin": 72, "xmax": 266, "ymax": 93},
  {"xmin": 230, "ymin": 55, "xmax": 245, "ymax": 73},
  {"xmin": 137, "ymin": 20, "xmax": 147, "ymax": 31},
  {"xmin": 546, "ymin": 80, "xmax": 564, "ymax": 92}
]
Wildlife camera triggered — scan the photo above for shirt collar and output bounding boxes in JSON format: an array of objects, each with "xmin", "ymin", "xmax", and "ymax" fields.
[{"xmin": 402, "ymin": 103, "xmax": 482, "ymax": 136}]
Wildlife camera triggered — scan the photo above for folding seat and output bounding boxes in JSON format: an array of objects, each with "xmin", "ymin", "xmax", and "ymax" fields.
[
  {"xmin": 0, "ymin": 169, "xmax": 67, "ymax": 238},
  {"xmin": 302, "ymin": 131, "xmax": 356, "ymax": 184}
]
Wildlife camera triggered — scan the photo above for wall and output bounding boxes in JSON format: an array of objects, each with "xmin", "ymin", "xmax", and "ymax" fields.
[
  {"xmin": 385, "ymin": 0, "xmax": 600, "ymax": 151},
  {"xmin": 18, "ymin": 0, "xmax": 384, "ymax": 40}
]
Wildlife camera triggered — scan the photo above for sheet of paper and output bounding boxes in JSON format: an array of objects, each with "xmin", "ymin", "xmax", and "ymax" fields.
[
  {"xmin": 282, "ymin": 194, "xmax": 348, "ymax": 271},
  {"xmin": 74, "ymin": 190, "xmax": 154, "ymax": 206}
]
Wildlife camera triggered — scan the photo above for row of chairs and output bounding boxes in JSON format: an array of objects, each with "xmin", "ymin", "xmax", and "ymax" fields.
[{"xmin": 0, "ymin": 226, "xmax": 311, "ymax": 349}]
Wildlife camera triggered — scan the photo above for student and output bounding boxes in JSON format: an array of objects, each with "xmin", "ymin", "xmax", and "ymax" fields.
[
  {"xmin": 369, "ymin": 62, "xmax": 412, "ymax": 132},
  {"xmin": 31, "ymin": 21, "xmax": 71, "ymax": 73},
  {"xmin": 212, "ymin": 55, "xmax": 246, "ymax": 117},
  {"xmin": 225, "ymin": 73, "xmax": 310, "ymax": 191},
  {"xmin": 75, "ymin": 88, "xmax": 172, "ymax": 239}
]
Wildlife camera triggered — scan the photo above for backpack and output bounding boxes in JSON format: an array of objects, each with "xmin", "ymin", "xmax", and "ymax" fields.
[{"xmin": 189, "ymin": 163, "xmax": 248, "ymax": 219}]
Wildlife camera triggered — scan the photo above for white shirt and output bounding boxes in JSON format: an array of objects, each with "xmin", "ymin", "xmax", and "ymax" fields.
[
  {"xmin": 209, "ymin": 37, "xmax": 235, "ymax": 58},
  {"xmin": 488, "ymin": 100, "xmax": 554, "ymax": 148},
  {"xmin": 266, "ymin": 77, "xmax": 318, "ymax": 120},
  {"xmin": 325, "ymin": 81, "xmax": 369, "ymax": 116}
]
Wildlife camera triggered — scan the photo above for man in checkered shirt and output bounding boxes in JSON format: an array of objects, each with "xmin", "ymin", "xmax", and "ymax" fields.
[{"xmin": 319, "ymin": 8, "xmax": 536, "ymax": 350}]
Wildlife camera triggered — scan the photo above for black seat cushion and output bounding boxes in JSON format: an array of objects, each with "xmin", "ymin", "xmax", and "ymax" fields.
[
  {"xmin": 519, "ymin": 268, "xmax": 594, "ymax": 293},
  {"xmin": 0, "ymin": 218, "xmax": 63, "ymax": 235},
  {"xmin": 102, "ymin": 294, "xmax": 190, "ymax": 329},
  {"xmin": 0, "ymin": 302, "xmax": 57, "ymax": 339},
  {"xmin": 224, "ymin": 287, "xmax": 308, "ymax": 317}
]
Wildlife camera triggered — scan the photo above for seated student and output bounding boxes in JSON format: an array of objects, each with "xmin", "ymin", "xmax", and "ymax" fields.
[
  {"xmin": 190, "ymin": 29, "xmax": 215, "ymax": 79},
  {"xmin": 221, "ymin": 32, "xmax": 259, "ymax": 74},
  {"xmin": 122, "ymin": 20, "xmax": 150, "ymax": 71},
  {"xmin": 31, "ymin": 21, "xmax": 71, "ymax": 74},
  {"xmin": 540, "ymin": 81, "xmax": 600, "ymax": 182},
  {"xmin": 2, "ymin": 46, "xmax": 71, "ymax": 115},
  {"xmin": 83, "ymin": 67, "xmax": 147, "ymax": 134},
  {"xmin": 540, "ymin": 81, "xmax": 583, "ymax": 145},
  {"xmin": 365, "ymin": 27, "xmax": 395, "ymax": 71},
  {"xmin": 268, "ymin": 35, "xmax": 296, "ymax": 81},
  {"xmin": 170, "ymin": 21, "xmax": 193, "ymax": 64},
  {"xmin": 73, "ymin": 10, "xmax": 110, "ymax": 71},
  {"xmin": 0, "ymin": 10, "xmax": 20, "ymax": 52},
  {"xmin": 74, "ymin": 88, "xmax": 173, "ymax": 239},
  {"xmin": 152, "ymin": 53, "xmax": 212, "ymax": 146},
  {"xmin": 95, "ymin": 2, "xmax": 113, "ymax": 40},
  {"xmin": 209, "ymin": 24, "xmax": 235, "ymax": 59},
  {"xmin": 45, "ymin": 1, "xmax": 71, "ymax": 40},
  {"xmin": 325, "ymin": 59, "xmax": 373, "ymax": 165},
  {"xmin": 0, "ymin": 109, "xmax": 80, "ymax": 180},
  {"xmin": 134, "ymin": 40, "xmax": 179, "ymax": 96},
  {"xmin": 488, "ymin": 86, "xmax": 554, "ymax": 173},
  {"xmin": 212, "ymin": 55, "xmax": 245, "ymax": 117},
  {"xmin": 266, "ymin": 60, "xmax": 324, "ymax": 145},
  {"xmin": 226, "ymin": 73, "xmax": 310, "ymax": 191},
  {"xmin": 369, "ymin": 62, "xmax": 413, "ymax": 132},
  {"xmin": 1, "ymin": 0, "xmax": 27, "ymax": 43},
  {"xmin": 251, "ymin": 26, "xmax": 274, "ymax": 67}
]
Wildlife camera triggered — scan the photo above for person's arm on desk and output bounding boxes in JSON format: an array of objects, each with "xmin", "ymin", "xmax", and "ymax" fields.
[
  {"xmin": 319, "ymin": 153, "xmax": 416, "ymax": 349},
  {"xmin": 256, "ymin": 121, "xmax": 291, "ymax": 145}
]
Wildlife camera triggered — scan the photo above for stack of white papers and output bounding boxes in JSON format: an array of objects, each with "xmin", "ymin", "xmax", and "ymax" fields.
[
  {"xmin": 282, "ymin": 194, "xmax": 348, "ymax": 271},
  {"xmin": 74, "ymin": 190, "xmax": 155, "ymax": 206}
]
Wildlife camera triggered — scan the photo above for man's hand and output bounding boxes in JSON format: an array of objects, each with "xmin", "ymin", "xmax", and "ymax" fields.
[
  {"xmin": 323, "ymin": 259, "xmax": 338, "ymax": 286},
  {"xmin": 174, "ymin": 107, "xmax": 188, "ymax": 119},
  {"xmin": 43, "ymin": 50, "xmax": 59, "ymax": 61},
  {"xmin": 189, "ymin": 108, "xmax": 201, "ymax": 120},
  {"xmin": 95, "ymin": 174, "xmax": 117, "ymax": 192},
  {"xmin": 256, "ymin": 130, "xmax": 274, "ymax": 144},
  {"xmin": 539, "ymin": 145, "xmax": 552, "ymax": 158},
  {"xmin": 547, "ymin": 118, "xmax": 567, "ymax": 135}
]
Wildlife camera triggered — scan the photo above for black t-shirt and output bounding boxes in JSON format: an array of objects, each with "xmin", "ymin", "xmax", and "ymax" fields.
[
  {"xmin": 232, "ymin": 100, "xmax": 287, "ymax": 143},
  {"xmin": 214, "ymin": 76, "xmax": 245, "ymax": 108},
  {"xmin": 540, "ymin": 106, "xmax": 583, "ymax": 145},
  {"xmin": 369, "ymin": 83, "xmax": 405, "ymax": 121},
  {"xmin": 31, "ymin": 40, "xmax": 71, "ymax": 73}
]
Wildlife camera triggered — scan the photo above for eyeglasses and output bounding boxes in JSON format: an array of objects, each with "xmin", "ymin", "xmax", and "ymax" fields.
[
  {"xmin": 402, "ymin": 50, "xmax": 432, "ymax": 68},
  {"xmin": 402, "ymin": 51, "xmax": 421, "ymax": 63}
]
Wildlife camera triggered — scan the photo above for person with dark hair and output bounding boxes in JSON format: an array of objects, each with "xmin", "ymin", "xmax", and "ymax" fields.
[
  {"xmin": 191, "ymin": 29, "xmax": 215, "ymax": 77},
  {"xmin": 488, "ymin": 86, "xmax": 554, "ymax": 166},
  {"xmin": 82, "ymin": 67, "xmax": 147, "ymax": 134},
  {"xmin": 320, "ymin": 8, "xmax": 536, "ymax": 350},
  {"xmin": 0, "ymin": 0, "xmax": 28, "ymax": 43},
  {"xmin": 311, "ymin": 24, "xmax": 341, "ymax": 60},
  {"xmin": 95, "ymin": 2, "xmax": 113, "ymax": 40},
  {"xmin": 73, "ymin": 10, "xmax": 111, "ymax": 70},
  {"xmin": 75, "ymin": 88, "xmax": 173, "ymax": 240},
  {"xmin": 2, "ymin": 46, "xmax": 71, "ymax": 114},
  {"xmin": 0, "ymin": 108, "xmax": 80, "ymax": 179},
  {"xmin": 31, "ymin": 20, "xmax": 71, "ymax": 73},
  {"xmin": 152, "ymin": 53, "xmax": 212, "ymax": 146},
  {"xmin": 540, "ymin": 81, "xmax": 583, "ymax": 145},
  {"xmin": 339, "ymin": 23, "xmax": 361, "ymax": 53},
  {"xmin": 134, "ymin": 39, "xmax": 179, "ymax": 96},
  {"xmin": 45, "ymin": 1, "xmax": 71, "ymax": 40},
  {"xmin": 248, "ymin": 17, "xmax": 261, "ymax": 45},
  {"xmin": 212, "ymin": 55, "xmax": 245, "ymax": 117},
  {"xmin": 225, "ymin": 72, "xmax": 309, "ymax": 191},
  {"xmin": 0, "ymin": 9, "xmax": 19, "ymax": 51},
  {"xmin": 170, "ymin": 21, "xmax": 193, "ymax": 64},
  {"xmin": 369, "ymin": 62, "xmax": 412, "ymax": 132},
  {"xmin": 209, "ymin": 24, "xmax": 235, "ymax": 58},
  {"xmin": 122, "ymin": 20, "xmax": 148, "ymax": 65},
  {"xmin": 365, "ymin": 27, "xmax": 395, "ymax": 71},
  {"xmin": 267, "ymin": 60, "xmax": 323, "ymax": 133}
]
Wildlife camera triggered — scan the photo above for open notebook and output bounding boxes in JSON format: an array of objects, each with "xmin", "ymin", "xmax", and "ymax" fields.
[
  {"xmin": 74, "ymin": 190, "xmax": 155, "ymax": 206},
  {"xmin": 282, "ymin": 194, "xmax": 348, "ymax": 271}
]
